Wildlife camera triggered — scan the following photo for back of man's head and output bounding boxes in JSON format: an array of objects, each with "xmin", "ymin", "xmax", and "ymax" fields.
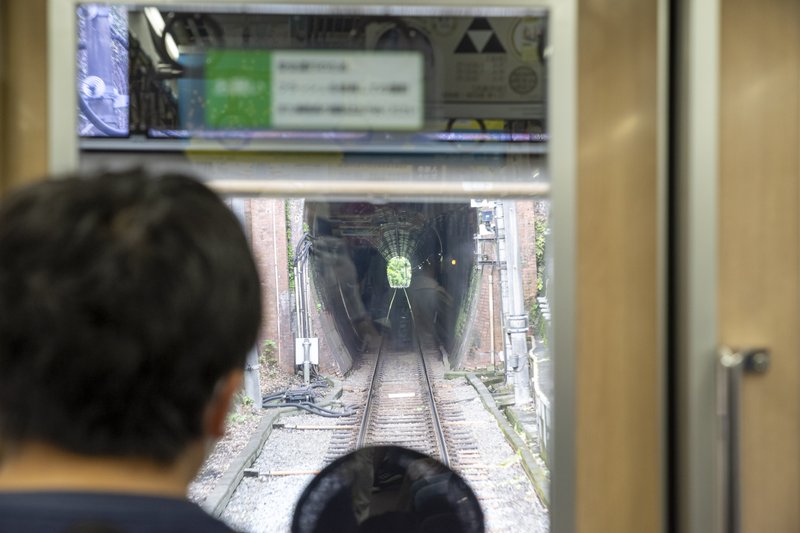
[{"xmin": 0, "ymin": 169, "xmax": 261, "ymax": 464}]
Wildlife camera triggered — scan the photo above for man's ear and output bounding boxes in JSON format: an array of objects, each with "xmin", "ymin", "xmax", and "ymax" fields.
[{"xmin": 204, "ymin": 369, "xmax": 244, "ymax": 439}]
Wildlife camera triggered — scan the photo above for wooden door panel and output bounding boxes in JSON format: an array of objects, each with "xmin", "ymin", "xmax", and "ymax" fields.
[
  {"xmin": 576, "ymin": 1, "xmax": 661, "ymax": 531},
  {"xmin": 0, "ymin": 0, "xmax": 48, "ymax": 193},
  {"xmin": 719, "ymin": 0, "xmax": 800, "ymax": 530}
]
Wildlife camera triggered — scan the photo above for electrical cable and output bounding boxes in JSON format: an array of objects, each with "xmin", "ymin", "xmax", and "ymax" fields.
[
  {"xmin": 261, "ymin": 382, "xmax": 354, "ymax": 417},
  {"xmin": 267, "ymin": 402, "xmax": 356, "ymax": 418},
  {"xmin": 262, "ymin": 400, "xmax": 355, "ymax": 418}
]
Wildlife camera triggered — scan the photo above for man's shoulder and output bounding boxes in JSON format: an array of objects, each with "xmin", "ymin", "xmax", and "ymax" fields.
[{"xmin": 0, "ymin": 491, "xmax": 237, "ymax": 533}]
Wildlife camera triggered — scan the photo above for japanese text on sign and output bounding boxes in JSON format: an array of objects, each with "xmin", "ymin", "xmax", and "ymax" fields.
[{"xmin": 270, "ymin": 51, "xmax": 424, "ymax": 130}]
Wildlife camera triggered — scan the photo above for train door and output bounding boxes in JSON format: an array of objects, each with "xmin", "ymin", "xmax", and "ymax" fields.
[
  {"xmin": 39, "ymin": 0, "xmax": 666, "ymax": 532},
  {"xmin": 677, "ymin": 0, "xmax": 800, "ymax": 531}
]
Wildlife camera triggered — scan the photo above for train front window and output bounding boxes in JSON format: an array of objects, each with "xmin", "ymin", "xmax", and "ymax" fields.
[
  {"xmin": 70, "ymin": 4, "xmax": 556, "ymax": 533},
  {"xmin": 200, "ymin": 195, "xmax": 553, "ymax": 533}
]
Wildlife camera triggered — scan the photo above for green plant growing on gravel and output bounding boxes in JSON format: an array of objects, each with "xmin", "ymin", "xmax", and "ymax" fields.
[
  {"xmin": 260, "ymin": 338, "xmax": 281, "ymax": 381},
  {"xmin": 233, "ymin": 390, "xmax": 255, "ymax": 409},
  {"xmin": 227, "ymin": 412, "xmax": 249, "ymax": 424},
  {"xmin": 228, "ymin": 390, "xmax": 256, "ymax": 426},
  {"xmin": 260, "ymin": 339, "xmax": 277, "ymax": 365}
]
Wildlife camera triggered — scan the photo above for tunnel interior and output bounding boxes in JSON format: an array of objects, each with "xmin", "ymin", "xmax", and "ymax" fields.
[{"xmin": 307, "ymin": 201, "xmax": 477, "ymax": 367}]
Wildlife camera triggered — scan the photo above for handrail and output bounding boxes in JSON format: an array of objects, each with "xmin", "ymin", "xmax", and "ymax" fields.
[
  {"xmin": 209, "ymin": 179, "xmax": 550, "ymax": 199},
  {"xmin": 716, "ymin": 346, "xmax": 770, "ymax": 533}
]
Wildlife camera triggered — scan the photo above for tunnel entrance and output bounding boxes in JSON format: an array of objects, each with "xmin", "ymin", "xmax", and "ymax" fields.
[{"xmin": 306, "ymin": 201, "xmax": 477, "ymax": 368}]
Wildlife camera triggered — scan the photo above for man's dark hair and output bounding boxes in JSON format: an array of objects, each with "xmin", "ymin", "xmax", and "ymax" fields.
[{"xmin": 0, "ymin": 169, "xmax": 261, "ymax": 463}]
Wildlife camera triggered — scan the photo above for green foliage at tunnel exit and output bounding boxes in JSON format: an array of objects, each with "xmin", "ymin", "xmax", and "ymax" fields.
[{"xmin": 386, "ymin": 256, "xmax": 412, "ymax": 288}]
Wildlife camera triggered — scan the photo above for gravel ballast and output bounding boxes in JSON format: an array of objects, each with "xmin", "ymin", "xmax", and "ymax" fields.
[
  {"xmin": 221, "ymin": 412, "xmax": 335, "ymax": 533},
  {"xmin": 216, "ymin": 360, "xmax": 549, "ymax": 533}
]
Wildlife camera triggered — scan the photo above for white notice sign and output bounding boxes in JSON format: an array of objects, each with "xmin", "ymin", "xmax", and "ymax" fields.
[
  {"xmin": 295, "ymin": 337, "xmax": 319, "ymax": 365},
  {"xmin": 271, "ymin": 51, "xmax": 423, "ymax": 130}
]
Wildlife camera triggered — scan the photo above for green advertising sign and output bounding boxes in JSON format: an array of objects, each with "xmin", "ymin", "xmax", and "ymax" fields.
[{"xmin": 205, "ymin": 50, "xmax": 272, "ymax": 129}]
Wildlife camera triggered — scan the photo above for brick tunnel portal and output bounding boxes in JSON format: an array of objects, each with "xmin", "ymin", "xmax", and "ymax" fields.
[{"xmin": 305, "ymin": 201, "xmax": 477, "ymax": 372}]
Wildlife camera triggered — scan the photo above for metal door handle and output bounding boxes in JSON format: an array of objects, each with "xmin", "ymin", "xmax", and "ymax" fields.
[{"xmin": 717, "ymin": 346, "xmax": 770, "ymax": 533}]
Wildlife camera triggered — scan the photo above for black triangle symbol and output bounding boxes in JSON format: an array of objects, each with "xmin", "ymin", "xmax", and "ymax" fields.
[
  {"xmin": 482, "ymin": 34, "xmax": 506, "ymax": 53},
  {"xmin": 455, "ymin": 34, "xmax": 478, "ymax": 53},
  {"xmin": 469, "ymin": 18, "xmax": 492, "ymax": 31}
]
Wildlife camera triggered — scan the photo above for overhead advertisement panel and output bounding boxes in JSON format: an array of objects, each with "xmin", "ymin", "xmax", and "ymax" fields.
[
  {"xmin": 270, "ymin": 51, "xmax": 423, "ymax": 131},
  {"xmin": 203, "ymin": 50, "xmax": 424, "ymax": 131},
  {"xmin": 75, "ymin": 5, "xmax": 548, "ymax": 159}
]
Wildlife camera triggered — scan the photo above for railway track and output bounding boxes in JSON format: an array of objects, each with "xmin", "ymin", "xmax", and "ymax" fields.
[
  {"xmin": 356, "ymin": 339, "xmax": 448, "ymax": 460},
  {"xmin": 221, "ymin": 335, "xmax": 549, "ymax": 532},
  {"xmin": 323, "ymin": 326, "xmax": 450, "ymax": 461},
  {"xmin": 324, "ymin": 286, "xmax": 451, "ymax": 463},
  {"xmin": 323, "ymin": 282, "xmax": 497, "ymax": 477},
  {"xmin": 321, "ymin": 354, "xmax": 375, "ymax": 464},
  {"xmin": 323, "ymin": 332, "xmax": 491, "ymax": 474},
  {"xmin": 222, "ymin": 288, "xmax": 547, "ymax": 531},
  {"xmin": 321, "ymin": 336, "xmax": 514, "ymax": 526}
]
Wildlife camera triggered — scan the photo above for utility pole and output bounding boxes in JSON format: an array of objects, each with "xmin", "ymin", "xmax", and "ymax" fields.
[
  {"xmin": 229, "ymin": 198, "xmax": 262, "ymax": 403},
  {"xmin": 496, "ymin": 200, "xmax": 532, "ymax": 404},
  {"xmin": 474, "ymin": 201, "xmax": 499, "ymax": 372},
  {"xmin": 493, "ymin": 202, "xmax": 512, "ymax": 381},
  {"xmin": 294, "ymin": 232, "xmax": 316, "ymax": 386}
]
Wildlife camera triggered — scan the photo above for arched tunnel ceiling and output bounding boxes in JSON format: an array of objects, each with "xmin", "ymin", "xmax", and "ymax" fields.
[{"xmin": 316, "ymin": 203, "xmax": 459, "ymax": 266}]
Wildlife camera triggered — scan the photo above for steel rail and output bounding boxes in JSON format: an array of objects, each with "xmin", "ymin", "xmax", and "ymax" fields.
[
  {"xmin": 407, "ymin": 286, "xmax": 450, "ymax": 467},
  {"xmin": 355, "ymin": 288, "xmax": 449, "ymax": 465},
  {"xmin": 417, "ymin": 342, "xmax": 450, "ymax": 466},
  {"xmin": 355, "ymin": 334, "xmax": 385, "ymax": 448}
]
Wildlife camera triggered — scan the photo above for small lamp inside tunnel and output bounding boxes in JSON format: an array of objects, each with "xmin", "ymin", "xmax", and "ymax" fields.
[{"xmin": 386, "ymin": 256, "xmax": 412, "ymax": 288}]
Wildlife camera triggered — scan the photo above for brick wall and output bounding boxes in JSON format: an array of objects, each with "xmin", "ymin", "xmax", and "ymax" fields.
[
  {"xmin": 247, "ymin": 199, "xmax": 294, "ymax": 371},
  {"xmin": 515, "ymin": 200, "xmax": 539, "ymax": 312},
  {"xmin": 459, "ymin": 202, "xmax": 539, "ymax": 369},
  {"xmin": 464, "ymin": 264, "xmax": 504, "ymax": 368}
]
